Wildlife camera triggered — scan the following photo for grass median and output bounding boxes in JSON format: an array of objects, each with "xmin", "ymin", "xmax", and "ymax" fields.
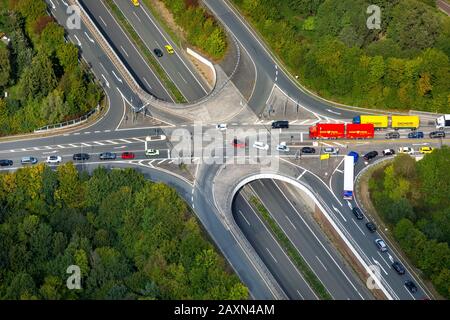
[
  {"xmin": 104, "ymin": 0, "xmax": 186, "ymax": 103},
  {"xmin": 249, "ymin": 195, "xmax": 332, "ymax": 300}
]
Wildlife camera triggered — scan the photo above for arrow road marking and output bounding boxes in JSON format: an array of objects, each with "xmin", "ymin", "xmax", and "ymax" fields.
[
  {"xmin": 326, "ymin": 109, "xmax": 341, "ymax": 115},
  {"xmin": 388, "ymin": 254, "xmax": 394, "ymax": 263},
  {"xmin": 333, "ymin": 205, "xmax": 347, "ymax": 222},
  {"xmin": 372, "ymin": 258, "xmax": 388, "ymax": 276},
  {"xmin": 101, "ymin": 74, "xmax": 110, "ymax": 88},
  {"xmin": 112, "ymin": 70, "xmax": 122, "ymax": 83},
  {"xmin": 84, "ymin": 31, "xmax": 94, "ymax": 43}
]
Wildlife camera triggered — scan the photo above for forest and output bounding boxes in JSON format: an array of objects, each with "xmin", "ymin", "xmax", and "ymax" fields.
[
  {"xmin": 233, "ymin": 0, "xmax": 450, "ymax": 112},
  {"xmin": 369, "ymin": 147, "xmax": 450, "ymax": 299},
  {"xmin": 0, "ymin": 164, "xmax": 248, "ymax": 299},
  {"xmin": 0, "ymin": 0, "xmax": 102, "ymax": 136}
]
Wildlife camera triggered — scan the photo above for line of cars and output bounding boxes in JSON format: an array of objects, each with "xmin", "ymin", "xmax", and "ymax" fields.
[{"xmin": 351, "ymin": 206, "xmax": 419, "ymax": 294}]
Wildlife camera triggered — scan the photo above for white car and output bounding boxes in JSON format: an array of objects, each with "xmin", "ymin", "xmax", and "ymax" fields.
[
  {"xmin": 382, "ymin": 149, "xmax": 395, "ymax": 156},
  {"xmin": 276, "ymin": 142, "xmax": 290, "ymax": 152},
  {"xmin": 216, "ymin": 123, "xmax": 227, "ymax": 131},
  {"xmin": 398, "ymin": 147, "xmax": 414, "ymax": 155},
  {"xmin": 322, "ymin": 147, "xmax": 339, "ymax": 154},
  {"xmin": 46, "ymin": 155, "xmax": 62, "ymax": 164},
  {"xmin": 253, "ymin": 141, "xmax": 269, "ymax": 151}
]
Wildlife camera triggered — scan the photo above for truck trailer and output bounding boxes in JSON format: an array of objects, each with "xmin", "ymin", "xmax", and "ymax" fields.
[
  {"xmin": 391, "ymin": 116, "xmax": 420, "ymax": 129},
  {"xmin": 352, "ymin": 115, "xmax": 388, "ymax": 128},
  {"xmin": 309, "ymin": 123, "xmax": 374, "ymax": 139}
]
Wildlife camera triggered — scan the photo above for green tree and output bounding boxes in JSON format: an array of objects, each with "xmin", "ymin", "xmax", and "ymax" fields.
[{"xmin": 0, "ymin": 44, "xmax": 11, "ymax": 87}]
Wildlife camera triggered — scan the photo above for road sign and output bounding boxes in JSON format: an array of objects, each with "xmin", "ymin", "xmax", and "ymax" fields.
[{"xmin": 320, "ymin": 154, "xmax": 330, "ymax": 160}]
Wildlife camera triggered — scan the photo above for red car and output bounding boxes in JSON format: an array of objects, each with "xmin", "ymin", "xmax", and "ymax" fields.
[
  {"xmin": 232, "ymin": 138, "xmax": 246, "ymax": 148},
  {"xmin": 121, "ymin": 152, "xmax": 135, "ymax": 159}
]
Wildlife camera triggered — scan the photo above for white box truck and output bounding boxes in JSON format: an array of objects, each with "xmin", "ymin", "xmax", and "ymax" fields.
[{"xmin": 436, "ymin": 114, "xmax": 450, "ymax": 130}]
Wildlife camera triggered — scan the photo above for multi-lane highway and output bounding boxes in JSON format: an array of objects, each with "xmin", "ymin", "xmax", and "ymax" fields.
[{"xmin": 2, "ymin": 0, "xmax": 448, "ymax": 301}]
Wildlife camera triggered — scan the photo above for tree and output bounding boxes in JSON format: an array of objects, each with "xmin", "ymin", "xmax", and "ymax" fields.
[
  {"xmin": 0, "ymin": 44, "xmax": 11, "ymax": 87},
  {"xmin": 20, "ymin": 53, "xmax": 57, "ymax": 101}
]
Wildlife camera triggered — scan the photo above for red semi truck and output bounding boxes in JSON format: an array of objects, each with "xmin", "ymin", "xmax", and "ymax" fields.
[{"xmin": 309, "ymin": 123, "xmax": 374, "ymax": 139}]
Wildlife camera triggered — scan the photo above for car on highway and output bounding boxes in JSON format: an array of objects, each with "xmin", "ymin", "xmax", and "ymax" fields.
[
  {"xmin": 73, "ymin": 153, "xmax": 90, "ymax": 161},
  {"xmin": 429, "ymin": 131, "xmax": 446, "ymax": 139},
  {"xmin": 348, "ymin": 151, "xmax": 359, "ymax": 163},
  {"xmin": 398, "ymin": 147, "xmax": 414, "ymax": 155},
  {"xmin": 301, "ymin": 147, "xmax": 315, "ymax": 154},
  {"xmin": 363, "ymin": 150, "xmax": 378, "ymax": 161},
  {"xmin": 121, "ymin": 152, "xmax": 135, "ymax": 160},
  {"xmin": 0, "ymin": 159, "xmax": 13, "ymax": 166},
  {"xmin": 99, "ymin": 152, "xmax": 116, "ymax": 160},
  {"xmin": 253, "ymin": 141, "xmax": 269, "ymax": 151},
  {"xmin": 21, "ymin": 156, "xmax": 38, "ymax": 165},
  {"xmin": 365, "ymin": 222, "xmax": 377, "ymax": 233},
  {"xmin": 419, "ymin": 146, "xmax": 434, "ymax": 154},
  {"xmin": 145, "ymin": 149, "xmax": 159, "ymax": 156},
  {"xmin": 352, "ymin": 207, "xmax": 364, "ymax": 220},
  {"xmin": 232, "ymin": 139, "xmax": 246, "ymax": 148},
  {"xmin": 407, "ymin": 131, "xmax": 424, "ymax": 139},
  {"xmin": 216, "ymin": 123, "xmax": 227, "ymax": 131},
  {"xmin": 323, "ymin": 147, "xmax": 339, "ymax": 154},
  {"xmin": 385, "ymin": 132, "xmax": 400, "ymax": 139},
  {"xmin": 404, "ymin": 280, "xmax": 418, "ymax": 293},
  {"xmin": 375, "ymin": 238, "xmax": 388, "ymax": 252},
  {"xmin": 164, "ymin": 44, "xmax": 174, "ymax": 54},
  {"xmin": 153, "ymin": 48, "xmax": 163, "ymax": 57},
  {"xmin": 131, "ymin": 0, "xmax": 139, "ymax": 6},
  {"xmin": 46, "ymin": 155, "xmax": 62, "ymax": 164},
  {"xmin": 392, "ymin": 261, "xmax": 406, "ymax": 275},
  {"xmin": 276, "ymin": 142, "xmax": 289, "ymax": 152},
  {"xmin": 382, "ymin": 149, "xmax": 395, "ymax": 156}
]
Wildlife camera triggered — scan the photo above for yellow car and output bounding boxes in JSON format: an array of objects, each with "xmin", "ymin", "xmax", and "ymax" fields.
[
  {"xmin": 165, "ymin": 44, "xmax": 174, "ymax": 54},
  {"xmin": 419, "ymin": 146, "xmax": 434, "ymax": 154},
  {"xmin": 131, "ymin": 0, "xmax": 139, "ymax": 7}
]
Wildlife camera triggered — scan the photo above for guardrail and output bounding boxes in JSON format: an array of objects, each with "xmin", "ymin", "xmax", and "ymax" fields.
[{"xmin": 34, "ymin": 104, "xmax": 100, "ymax": 133}]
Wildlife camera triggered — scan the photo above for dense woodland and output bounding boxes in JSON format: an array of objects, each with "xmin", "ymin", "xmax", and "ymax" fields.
[
  {"xmin": 233, "ymin": 0, "xmax": 450, "ymax": 112},
  {"xmin": 0, "ymin": 0, "xmax": 102, "ymax": 136},
  {"xmin": 145, "ymin": 0, "xmax": 227, "ymax": 60},
  {"xmin": 0, "ymin": 164, "xmax": 248, "ymax": 299},
  {"xmin": 369, "ymin": 147, "xmax": 450, "ymax": 298}
]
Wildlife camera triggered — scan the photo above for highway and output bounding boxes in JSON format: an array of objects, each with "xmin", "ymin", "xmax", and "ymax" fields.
[
  {"xmin": 246, "ymin": 179, "xmax": 372, "ymax": 300},
  {"xmin": 1, "ymin": 0, "xmax": 446, "ymax": 301}
]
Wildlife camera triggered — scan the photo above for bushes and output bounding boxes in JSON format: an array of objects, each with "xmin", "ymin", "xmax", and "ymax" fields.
[
  {"xmin": 0, "ymin": 0, "xmax": 102, "ymax": 136},
  {"xmin": 232, "ymin": 0, "xmax": 450, "ymax": 112},
  {"xmin": 369, "ymin": 147, "xmax": 450, "ymax": 298},
  {"xmin": 0, "ymin": 164, "xmax": 248, "ymax": 300}
]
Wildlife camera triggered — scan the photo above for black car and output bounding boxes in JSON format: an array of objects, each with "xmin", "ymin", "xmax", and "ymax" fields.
[
  {"xmin": 99, "ymin": 152, "xmax": 116, "ymax": 160},
  {"xmin": 153, "ymin": 48, "xmax": 163, "ymax": 57},
  {"xmin": 429, "ymin": 131, "xmax": 446, "ymax": 139},
  {"xmin": 73, "ymin": 153, "xmax": 90, "ymax": 161},
  {"xmin": 301, "ymin": 147, "xmax": 315, "ymax": 154},
  {"xmin": 392, "ymin": 262, "xmax": 406, "ymax": 275},
  {"xmin": 271, "ymin": 120, "xmax": 289, "ymax": 129},
  {"xmin": 407, "ymin": 131, "xmax": 424, "ymax": 139},
  {"xmin": 404, "ymin": 280, "xmax": 418, "ymax": 293},
  {"xmin": 385, "ymin": 132, "xmax": 400, "ymax": 139},
  {"xmin": 365, "ymin": 222, "xmax": 377, "ymax": 233},
  {"xmin": 352, "ymin": 207, "xmax": 364, "ymax": 220},
  {"xmin": 363, "ymin": 151, "xmax": 378, "ymax": 161},
  {"xmin": 0, "ymin": 159, "xmax": 13, "ymax": 166}
]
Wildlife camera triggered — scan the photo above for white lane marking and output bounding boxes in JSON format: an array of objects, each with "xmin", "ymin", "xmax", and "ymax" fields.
[
  {"xmin": 99, "ymin": 15, "xmax": 107, "ymax": 27},
  {"xmin": 49, "ymin": 0, "xmax": 56, "ymax": 9},
  {"xmin": 131, "ymin": 138, "xmax": 145, "ymax": 142},
  {"xmin": 132, "ymin": 11, "xmax": 142, "ymax": 23},
  {"xmin": 177, "ymin": 72, "xmax": 188, "ymax": 84},
  {"xmin": 239, "ymin": 210, "xmax": 251, "ymax": 226},
  {"xmin": 347, "ymin": 201, "xmax": 353, "ymax": 210},
  {"xmin": 316, "ymin": 256, "xmax": 328, "ymax": 272},
  {"xmin": 73, "ymin": 133, "xmax": 80, "ymax": 135},
  {"xmin": 105, "ymin": 140, "xmax": 118, "ymax": 145},
  {"xmin": 57, "ymin": 145, "xmax": 65, "ymax": 149},
  {"xmin": 93, "ymin": 142, "xmax": 105, "ymax": 146},
  {"xmin": 266, "ymin": 248, "xmax": 278, "ymax": 264},
  {"xmin": 69, "ymin": 144, "xmax": 77, "ymax": 148},
  {"xmin": 142, "ymin": 77, "xmax": 152, "ymax": 89},
  {"xmin": 104, "ymin": 130, "xmax": 111, "ymax": 133},
  {"xmin": 372, "ymin": 257, "xmax": 388, "ymax": 276},
  {"xmin": 61, "ymin": 0, "xmax": 68, "ymax": 6},
  {"xmin": 157, "ymin": 159, "xmax": 166, "ymax": 165},
  {"xmin": 101, "ymin": 74, "xmax": 110, "ymax": 88},
  {"xmin": 326, "ymin": 109, "xmax": 341, "ymax": 115},
  {"xmin": 335, "ymin": 169, "xmax": 343, "ymax": 173},
  {"xmin": 113, "ymin": 146, "xmax": 126, "ymax": 149},
  {"xmin": 84, "ymin": 31, "xmax": 94, "ymax": 43},
  {"xmin": 285, "ymin": 215, "xmax": 297, "ymax": 230},
  {"xmin": 120, "ymin": 45, "xmax": 129, "ymax": 57},
  {"xmin": 351, "ymin": 219, "xmax": 366, "ymax": 236},
  {"xmin": 296, "ymin": 290, "xmax": 304, "ymax": 300},
  {"xmin": 84, "ymin": 132, "xmax": 91, "ymax": 134},
  {"xmin": 332, "ymin": 205, "xmax": 347, "ymax": 222},
  {"xmin": 296, "ymin": 170, "xmax": 306, "ymax": 180},
  {"xmin": 80, "ymin": 143, "xmax": 90, "ymax": 147},
  {"xmin": 112, "ymin": 70, "xmax": 122, "ymax": 83},
  {"xmin": 300, "ymin": 132, "xmax": 304, "ymax": 142},
  {"xmin": 333, "ymin": 142, "xmax": 346, "ymax": 147},
  {"xmin": 119, "ymin": 139, "xmax": 132, "ymax": 143},
  {"xmin": 404, "ymin": 286, "xmax": 416, "ymax": 300},
  {"xmin": 377, "ymin": 251, "xmax": 392, "ymax": 269},
  {"xmin": 73, "ymin": 35, "xmax": 82, "ymax": 47}
]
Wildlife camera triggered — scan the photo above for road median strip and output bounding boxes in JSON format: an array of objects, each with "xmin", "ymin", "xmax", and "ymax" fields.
[
  {"xmin": 248, "ymin": 195, "xmax": 332, "ymax": 300},
  {"xmin": 103, "ymin": 0, "xmax": 186, "ymax": 103}
]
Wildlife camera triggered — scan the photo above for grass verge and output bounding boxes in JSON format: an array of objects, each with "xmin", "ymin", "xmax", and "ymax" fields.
[
  {"xmin": 249, "ymin": 195, "xmax": 332, "ymax": 300},
  {"xmin": 104, "ymin": 0, "xmax": 186, "ymax": 103}
]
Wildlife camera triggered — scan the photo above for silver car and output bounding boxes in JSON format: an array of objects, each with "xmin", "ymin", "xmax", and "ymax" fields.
[
  {"xmin": 323, "ymin": 147, "xmax": 339, "ymax": 154},
  {"xmin": 375, "ymin": 238, "xmax": 388, "ymax": 252}
]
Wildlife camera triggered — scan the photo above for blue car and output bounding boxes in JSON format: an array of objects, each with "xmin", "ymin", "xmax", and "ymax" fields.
[
  {"xmin": 348, "ymin": 151, "xmax": 359, "ymax": 163},
  {"xmin": 408, "ymin": 131, "xmax": 424, "ymax": 139}
]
